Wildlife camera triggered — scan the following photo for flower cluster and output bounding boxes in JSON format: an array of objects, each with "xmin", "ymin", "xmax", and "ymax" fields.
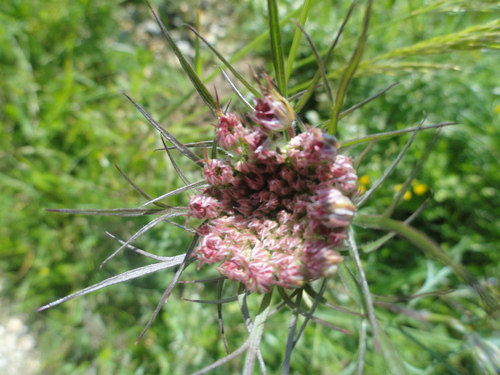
[{"xmin": 188, "ymin": 81, "xmax": 358, "ymax": 293}]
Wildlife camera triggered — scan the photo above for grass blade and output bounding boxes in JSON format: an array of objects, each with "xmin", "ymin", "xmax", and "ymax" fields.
[
  {"xmin": 114, "ymin": 164, "xmax": 169, "ymax": 209},
  {"xmin": 294, "ymin": 1, "xmax": 356, "ymax": 114},
  {"xmin": 243, "ymin": 292, "xmax": 272, "ymax": 375},
  {"xmin": 399, "ymin": 327, "xmax": 462, "ymax": 375},
  {"xmin": 354, "ymin": 124, "xmax": 421, "ymax": 207},
  {"xmin": 100, "ymin": 211, "xmax": 186, "ymax": 268},
  {"xmin": 267, "ymin": 0, "xmax": 287, "ymax": 95},
  {"xmin": 136, "ymin": 234, "xmax": 199, "ymax": 343},
  {"xmin": 282, "ymin": 289, "xmax": 302, "ymax": 375},
  {"xmin": 192, "ymin": 338, "xmax": 251, "ymax": 375},
  {"xmin": 338, "ymin": 122, "xmax": 456, "ymax": 150},
  {"xmin": 37, "ymin": 257, "xmax": 185, "ymax": 312},
  {"xmin": 377, "ymin": 324, "xmax": 407, "ymax": 375},
  {"xmin": 285, "ymin": 0, "xmax": 313, "ymax": 84},
  {"xmin": 161, "ymin": 137, "xmax": 192, "ymax": 187},
  {"xmin": 146, "ymin": 2, "xmax": 217, "ymax": 113},
  {"xmin": 353, "ymin": 136, "xmax": 377, "ymax": 170},
  {"xmin": 186, "ymin": 25, "xmax": 260, "ymax": 98},
  {"xmin": 292, "ymin": 20, "xmax": 332, "ymax": 104},
  {"xmin": 340, "ymin": 82, "xmax": 399, "ymax": 120},
  {"xmin": 194, "ymin": 9, "xmax": 202, "ymax": 76},
  {"xmin": 124, "ymin": 94, "xmax": 203, "ymax": 165},
  {"xmin": 346, "ymin": 227, "xmax": 379, "ymax": 349},
  {"xmin": 371, "ymin": 19, "xmax": 500, "ymax": 62},
  {"xmin": 182, "ymin": 296, "xmax": 238, "ymax": 304},
  {"xmin": 45, "ymin": 207, "xmax": 174, "ymax": 216},
  {"xmin": 139, "ymin": 180, "xmax": 207, "ymax": 208},
  {"xmin": 329, "ymin": 0, "xmax": 372, "ymax": 135},
  {"xmin": 217, "ymin": 279, "xmax": 230, "ymax": 354},
  {"xmin": 216, "ymin": 66, "xmax": 254, "ymax": 111},
  {"xmin": 352, "ymin": 198, "xmax": 430, "ymax": 256},
  {"xmin": 105, "ymin": 231, "xmax": 180, "ymax": 261},
  {"xmin": 384, "ymin": 129, "xmax": 441, "ymax": 216}
]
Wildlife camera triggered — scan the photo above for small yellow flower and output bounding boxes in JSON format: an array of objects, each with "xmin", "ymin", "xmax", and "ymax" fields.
[
  {"xmin": 359, "ymin": 175, "xmax": 370, "ymax": 186},
  {"xmin": 394, "ymin": 184, "xmax": 412, "ymax": 200},
  {"xmin": 358, "ymin": 185, "xmax": 367, "ymax": 194},
  {"xmin": 413, "ymin": 184, "xmax": 428, "ymax": 196},
  {"xmin": 495, "ymin": 103, "xmax": 500, "ymax": 114}
]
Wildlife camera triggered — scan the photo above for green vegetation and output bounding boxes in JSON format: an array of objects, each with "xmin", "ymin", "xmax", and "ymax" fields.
[{"xmin": 1, "ymin": 0, "xmax": 499, "ymax": 374}]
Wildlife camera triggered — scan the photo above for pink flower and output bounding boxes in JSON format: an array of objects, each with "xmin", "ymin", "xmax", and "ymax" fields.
[
  {"xmin": 332, "ymin": 155, "xmax": 358, "ymax": 194},
  {"xmin": 218, "ymin": 260, "xmax": 247, "ymax": 284},
  {"xmin": 308, "ymin": 188, "xmax": 356, "ymax": 228},
  {"xmin": 248, "ymin": 79, "xmax": 295, "ymax": 133},
  {"xmin": 234, "ymin": 160, "xmax": 261, "ymax": 174},
  {"xmin": 234, "ymin": 198, "xmax": 258, "ymax": 216},
  {"xmin": 244, "ymin": 128, "xmax": 268, "ymax": 151},
  {"xmin": 301, "ymin": 240, "xmax": 342, "ymax": 279},
  {"xmin": 203, "ymin": 159, "xmax": 234, "ymax": 186},
  {"xmin": 193, "ymin": 233, "xmax": 229, "ymax": 268},
  {"xmin": 268, "ymin": 178, "xmax": 292, "ymax": 196},
  {"xmin": 188, "ymin": 195, "xmax": 220, "ymax": 219},
  {"xmin": 246, "ymin": 259, "xmax": 275, "ymax": 293},
  {"xmin": 275, "ymin": 259, "xmax": 306, "ymax": 288},
  {"xmin": 244, "ymin": 174, "xmax": 266, "ymax": 191},
  {"xmin": 215, "ymin": 112, "xmax": 246, "ymax": 150}
]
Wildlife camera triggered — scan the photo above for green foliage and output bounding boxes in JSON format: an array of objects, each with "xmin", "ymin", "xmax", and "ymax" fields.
[{"xmin": 1, "ymin": 0, "xmax": 499, "ymax": 374}]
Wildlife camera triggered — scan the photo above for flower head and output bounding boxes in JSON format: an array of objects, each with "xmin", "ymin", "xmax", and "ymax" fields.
[
  {"xmin": 249, "ymin": 75, "xmax": 295, "ymax": 133},
  {"xmin": 187, "ymin": 82, "xmax": 358, "ymax": 293},
  {"xmin": 215, "ymin": 112, "xmax": 246, "ymax": 150}
]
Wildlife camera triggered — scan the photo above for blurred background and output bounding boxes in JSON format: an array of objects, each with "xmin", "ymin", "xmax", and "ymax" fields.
[{"xmin": 1, "ymin": 0, "xmax": 499, "ymax": 373}]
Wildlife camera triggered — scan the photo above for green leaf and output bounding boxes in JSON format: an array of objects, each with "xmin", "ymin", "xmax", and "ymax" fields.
[
  {"xmin": 282, "ymin": 289, "xmax": 302, "ymax": 375},
  {"xmin": 267, "ymin": 0, "xmax": 287, "ymax": 95},
  {"xmin": 45, "ymin": 207, "xmax": 174, "ymax": 217},
  {"xmin": 346, "ymin": 228, "xmax": 379, "ymax": 349},
  {"xmin": 124, "ymin": 94, "xmax": 203, "ymax": 166},
  {"xmin": 293, "ymin": 1, "xmax": 356, "ymax": 114},
  {"xmin": 243, "ymin": 292, "xmax": 272, "ymax": 375},
  {"xmin": 194, "ymin": 9, "xmax": 202, "ymax": 76},
  {"xmin": 186, "ymin": 25, "xmax": 260, "ymax": 99},
  {"xmin": 114, "ymin": 164, "xmax": 169, "ymax": 208},
  {"xmin": 355, "ymin": 124, "xmax": 421, "ymax": 208},
  {"xmin": 377, "ymin": 324, "xmax": 407, "ymax": 375},
  {"xmin": 340, "ymin": 82, "xmax": 399, "ymax": 121},
  {"xmin": 339, "ymin": 122, "xmax": 456, "ymax": 150},
  {"xmin": 329, "ymin": 0, "xmax": 373, "ymax": 135},
  {"xmin": 285, "ymin": 0, "xmax": 313, "ymax": 85},
  {"xmin": 384, "ymin": 129, "xmax": 441, "ymax": 216},
  {"xmin": 292, "ymin": 19, "xmax": 333, "ymax": 104},
  {"xmin": 146, "ymin": 2, "xmax": 217, "ymax": 113},
  {"xmin": 37, "ymin": 256, "xmax": 186, "ymax": 312}
]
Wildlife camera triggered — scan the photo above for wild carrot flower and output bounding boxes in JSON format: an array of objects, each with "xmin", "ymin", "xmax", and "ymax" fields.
[{"xmin": 187, "ymin": 80, "xmax": 358, "ymax": 293}]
